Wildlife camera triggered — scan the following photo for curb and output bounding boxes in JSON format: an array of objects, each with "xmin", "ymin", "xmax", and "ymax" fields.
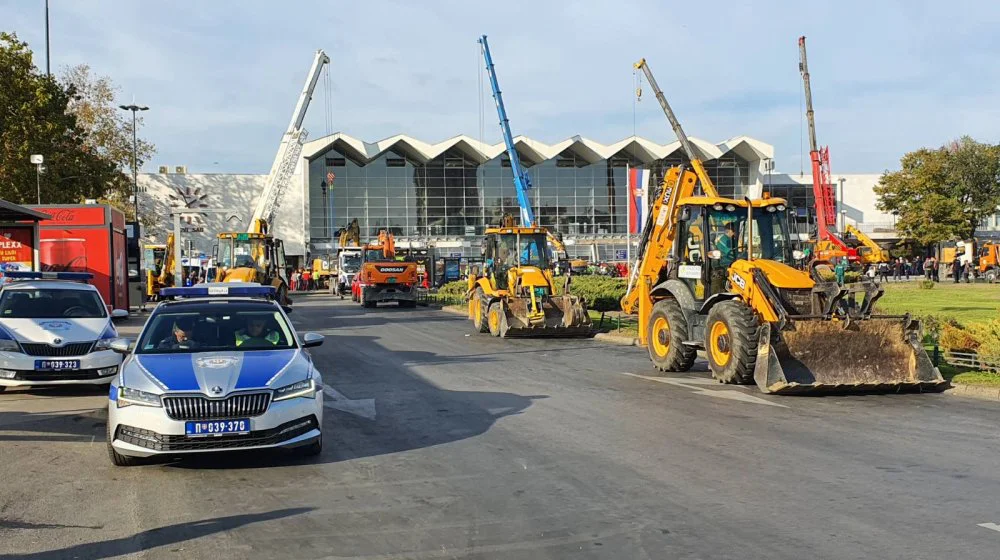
[
  {"xmin": 593, "ymin": 332, "xmax": 640, "ymax": 346},
  {"xmin": 944, "ymin": 383, "xmax": 1000, "ymax": 402}
]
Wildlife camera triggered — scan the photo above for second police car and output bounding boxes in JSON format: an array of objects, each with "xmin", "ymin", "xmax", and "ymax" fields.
[
  {"xmin": 0, "ymin": 272, "xmax": 126, "ymax": 391},
  {"xmin": 106, "ymin": 284, "xmax": 325, "ymax": 466}
]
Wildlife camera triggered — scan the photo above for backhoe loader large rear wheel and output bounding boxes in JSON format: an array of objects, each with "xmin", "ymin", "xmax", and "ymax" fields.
[
  {"xmin": 705, "ymin": 300, "xmax": 758, "ymax": 384},
  {"xmin": 472, "ymin": 289, "xmax": 490, "ymax": 333},
  {"xmin": 646, "ymin": 299, "xmax": 696, "ymax": 373}
]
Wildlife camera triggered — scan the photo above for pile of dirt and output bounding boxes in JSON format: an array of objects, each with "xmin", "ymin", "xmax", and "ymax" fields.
[{"xmin": 781, "ymin": 320, "xmax": 914, "ymax": 384}]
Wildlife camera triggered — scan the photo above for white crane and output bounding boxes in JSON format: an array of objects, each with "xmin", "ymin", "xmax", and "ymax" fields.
[{"xmin": 248, "ymin": 49, "xmax": 330, "ymax": 232}]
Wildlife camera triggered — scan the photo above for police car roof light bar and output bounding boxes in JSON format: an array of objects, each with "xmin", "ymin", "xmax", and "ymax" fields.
[
  {"xmin": 159, "ymin": 285, "xmax": 277, "ymax": 299},
  {"xmin": 4, "ymin": 271, "xmax": 94, "ymax": 281}
]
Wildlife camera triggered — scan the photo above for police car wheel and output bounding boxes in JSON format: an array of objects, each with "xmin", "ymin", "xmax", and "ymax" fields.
[{"xmin": 106, "ymin": 424, "xmax": 143, "ymax": 467}]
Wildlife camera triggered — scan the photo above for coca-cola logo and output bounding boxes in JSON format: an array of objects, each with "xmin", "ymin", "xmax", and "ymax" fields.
[{"xmin": 51, "ymin": 209, "xmax": 76, "ymax": 221}]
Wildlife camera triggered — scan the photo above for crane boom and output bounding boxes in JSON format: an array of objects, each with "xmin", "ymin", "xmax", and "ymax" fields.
[
  {"xmin": 479, "ymin": 35, "xmax": 535, "ymax": 227},
  {"xmin": 249, "ymin": 49, "xmax": 330, "ymax": 232},
  {"xmin": 798, "ymin": 36, "xmax": 847, "ymax": 257},
  {"xmin": 633, "ymin": 59, "xmax": 718, "ymax": 198}
]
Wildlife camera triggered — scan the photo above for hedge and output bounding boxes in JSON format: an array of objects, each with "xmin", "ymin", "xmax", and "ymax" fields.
[{"xmin": 940, "ymin": 318, "xmax": 1000, "ymax": 363}]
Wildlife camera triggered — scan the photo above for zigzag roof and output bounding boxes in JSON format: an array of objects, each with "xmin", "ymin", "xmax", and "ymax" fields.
[{"xmin": 303, "ymin": 133, "xmax": 774, "ymax": 165}]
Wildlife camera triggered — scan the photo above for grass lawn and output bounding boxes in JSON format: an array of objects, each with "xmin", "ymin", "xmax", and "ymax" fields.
[{"xmin": 876, "ymin": 281, "xmax": 1000, "ymax": 323}]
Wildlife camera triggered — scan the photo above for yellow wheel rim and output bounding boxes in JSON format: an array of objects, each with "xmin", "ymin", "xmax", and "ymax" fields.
[
  {"xmin": 650, "ymin": 316, "xmax": 670, "ymax": 357},
  {"xmin": 709, "ymin": 320, "xmax": 731, "ymax": 365},
  {"xmin": 488, "ymin": 307, "xmax": 500, "ymax": 332}
]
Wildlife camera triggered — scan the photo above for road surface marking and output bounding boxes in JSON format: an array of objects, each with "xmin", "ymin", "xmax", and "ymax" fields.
[
  {"xmin": 978, "ymin": 523, "xmax": 1000, "ymax": 533},
  {"xmin": 324, "ymin": 387, "xmax": 377, "ymax": 420},
  {"xmin": 619, "ymin": 372, "xmax": 788, "ymax": 408}
]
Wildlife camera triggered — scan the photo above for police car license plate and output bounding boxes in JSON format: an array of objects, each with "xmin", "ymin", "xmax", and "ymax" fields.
[
  {"xmin": 185, "ymin": 419, "xmax": 250, "ymax": 436},
  {"xmin": 35, "ymin": 359, "xmax": 80, "ymax": 371}
]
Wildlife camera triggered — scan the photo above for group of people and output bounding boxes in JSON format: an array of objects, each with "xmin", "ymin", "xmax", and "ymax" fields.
[
  {"xmin": 837, "ymin": 255, "xmax": 978, "ymax": 285},
  {"xmin": 289, "ymin": 268, "xmax": 316, "ymax": 291},
  {"xmin": 181, "ymin": 270, "xmax": 208, "ymax": 287}
]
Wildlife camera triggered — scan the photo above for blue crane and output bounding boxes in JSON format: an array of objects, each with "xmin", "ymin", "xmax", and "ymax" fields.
[{"xmin": 479, "ymin": 35, "xmax": 535, "ymax": 228}]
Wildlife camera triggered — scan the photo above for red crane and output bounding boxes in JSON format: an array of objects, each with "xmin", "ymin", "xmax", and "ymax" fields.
[{"xmin": 798, "ymin": 36, "xmax": 856, "ymax": 262}]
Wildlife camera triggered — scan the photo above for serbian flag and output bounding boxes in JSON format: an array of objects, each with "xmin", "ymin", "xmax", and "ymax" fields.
[{"xmin": 628, "ymin": 167, "xmax": 650, "ymax": 234}]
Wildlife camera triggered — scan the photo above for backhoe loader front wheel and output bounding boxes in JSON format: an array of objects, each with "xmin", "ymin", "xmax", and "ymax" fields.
[
  {"xmin": 472, "ymin": 289, "xmax": 490, "ymax": 333},
  {"xmin": 487, "ymin": 302, "xmax": 505, "ymax": 337},
  {"xmin": 646, "ymin": 299, "xmax": 696, "ymax": 373},
  {"xmin": 705, "ymin": 300, "xmax": 758, "ymax": 384}
]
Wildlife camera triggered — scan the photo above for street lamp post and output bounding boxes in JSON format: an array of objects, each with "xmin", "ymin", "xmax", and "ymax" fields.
[
  {"xmin": 837, "ymin": 177, "xmax": 846, "ymax": 231},
  {"xmin": 118, "ymin": 104, "xmax": 149, "ymax": 223}
]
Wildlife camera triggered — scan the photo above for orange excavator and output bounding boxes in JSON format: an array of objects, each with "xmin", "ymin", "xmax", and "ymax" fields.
[{"xmin": 357, "ymin": 231, "xmax": 419, "ymax": 308}]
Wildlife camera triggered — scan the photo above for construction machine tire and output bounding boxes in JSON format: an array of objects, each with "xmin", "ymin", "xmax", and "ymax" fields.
[
  {"xmin": 361, "ymin": 289, "xmax": 375, "ymax": 309},
  {"xmin": 646, "ymin": 299, "xmax": 696, "ymax": 373},
  {"xmin": 986, "ymin": 268, "xmax": 998, "ymax": 284},
  {"xmin": 472, "ymin": 289, "xmax": 490, "ymax": 333},
  {"xmin": 399, "ymin": 300, "xmax": 417, "ymax": 308},
  {"xmin": 487, "ymin": 303, "xmax": 505, "ymax": 337},
  {"xmin": 705, "ymin": 300, "xmax": 758, "ymax": 384}
]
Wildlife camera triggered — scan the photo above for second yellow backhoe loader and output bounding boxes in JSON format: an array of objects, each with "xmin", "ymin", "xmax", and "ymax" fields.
[
  {"xmin": 624, "ymin": 58, "xmax": 944, "ymax": 394},
  {"xmin": 843, "ymin": 224, "xmax": 890, "ymax": 264}
]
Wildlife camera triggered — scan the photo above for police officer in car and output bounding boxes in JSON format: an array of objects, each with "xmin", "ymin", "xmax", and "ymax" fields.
[
  {"xmin": 235, "ymin": 316, "xmax": 280, "ymax": 348},
  {"xmin": 157, "ymin": 317, "xmax": 201, "ymax": 350}
]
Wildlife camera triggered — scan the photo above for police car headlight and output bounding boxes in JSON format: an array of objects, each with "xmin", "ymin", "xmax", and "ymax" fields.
[
  {"xmin": 273, "ymin": 378, "xmax": 317, "ymax": 401},
  {"xmin": 117, "ymin": 386, "xmax": 162, "ymax": 408},
  {"xmin": 0, "ymin": 369, "xmax": 16, "ymax": 379},
  {"xmin": 0, "ymin": 340, "xmax": 22, "ymax": 353}
]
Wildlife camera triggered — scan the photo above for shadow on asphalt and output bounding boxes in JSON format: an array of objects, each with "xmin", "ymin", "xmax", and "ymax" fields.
[
  {"xmin": 0, "ymin": 507, "xmax": 313, "ymax": 560},
  {"xmin": 0, "ymin": 301, "xmax": 544, "ymax": 469}
]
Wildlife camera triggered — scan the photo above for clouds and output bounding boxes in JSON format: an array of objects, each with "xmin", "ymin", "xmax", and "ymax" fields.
[{"xmin": 1, "ymin": 0, "xmax": 997, "ymax": 174}]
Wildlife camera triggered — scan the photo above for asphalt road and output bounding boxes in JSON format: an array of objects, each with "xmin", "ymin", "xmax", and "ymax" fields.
[{"xmin": 1, "ymin": 294, "xmax": 999, "ymax": 559}]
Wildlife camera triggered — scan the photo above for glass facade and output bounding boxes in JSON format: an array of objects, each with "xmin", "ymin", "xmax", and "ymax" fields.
[{"xmin": 307, "ymin": 143, "xmax": 759, "ymax": 254}]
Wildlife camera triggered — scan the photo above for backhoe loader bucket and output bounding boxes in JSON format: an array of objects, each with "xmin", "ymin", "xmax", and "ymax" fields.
[
  {"xmin": 753, "ymin": 318, "xmax": 946, "ymax": 395},
  {"xmin": 500, "ymin": 294, "xmax": 592, "ymax": 337}
]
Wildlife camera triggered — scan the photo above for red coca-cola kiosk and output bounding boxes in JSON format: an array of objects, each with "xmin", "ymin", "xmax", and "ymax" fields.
[{"xmin": 30, "ymin": 204, "xmax": 129, "ymax": 312}]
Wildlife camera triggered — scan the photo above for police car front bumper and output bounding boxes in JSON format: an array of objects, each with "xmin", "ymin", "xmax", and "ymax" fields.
[
  {"xmin": 0, "ymin": 349, "xmax": 121, "ymax": 387},
  {"xmin": 108, "ymin": 387, "xmax": 324, "ymax": 458}
]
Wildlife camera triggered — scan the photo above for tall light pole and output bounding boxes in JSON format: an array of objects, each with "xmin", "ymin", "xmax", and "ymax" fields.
[
  {"xmin": 44, "ymin": 0, "xmax": 51, "ymax": 76},
  {"xmin": 118, "ymin": 104, "xmax": 148, "ymax": 222},
  {"xmin": 837, "ymin": 177, "xmax": 846, "ymax": 230}
]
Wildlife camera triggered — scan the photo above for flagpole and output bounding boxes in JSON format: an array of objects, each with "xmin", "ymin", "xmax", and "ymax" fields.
[{"xmin": 626, "ymin": 163, "xmax": 631, "ymax": 268}]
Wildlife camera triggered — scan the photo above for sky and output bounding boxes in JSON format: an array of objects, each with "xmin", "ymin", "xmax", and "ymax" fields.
[{"xmin": 2, "ymin": 0, "xmax": 998, "ymax": 175}]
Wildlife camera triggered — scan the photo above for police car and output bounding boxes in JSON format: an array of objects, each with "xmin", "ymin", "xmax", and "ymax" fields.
[
  {"xmin": 0, "ymin": 272, "xmax": 126, "ymax": 391},
  {"xmin": 106, "ymin": 283, "xmax": 324, "ymax": 466}
]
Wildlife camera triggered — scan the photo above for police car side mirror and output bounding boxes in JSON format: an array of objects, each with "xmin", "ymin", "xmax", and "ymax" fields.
[
  {"xmin": 108, "ymin": 338, "xmax": 134, "ymax": 354},
  {"xmin": 110, "ymin": 309, "xmax": 129, "ymax": 320},
  {"xmin": 301, "ymin": 332, "xmax": 324, "ymax": 348}
]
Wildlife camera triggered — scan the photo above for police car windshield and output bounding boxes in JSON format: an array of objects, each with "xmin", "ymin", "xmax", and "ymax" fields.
[
  {"xmin": 135, "ymin": 302, "xmax": 296, "ymax": 354},
  {"xmin": 0, "ymin": 288, "xmax": 107, "ymax": 318}
]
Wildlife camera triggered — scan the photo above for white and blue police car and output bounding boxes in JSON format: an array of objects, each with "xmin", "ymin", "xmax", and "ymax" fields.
[
  {"xmin": 106, "ymin": 283, "xmax": 324, "ymax": 466},
  {"xmin": 0, "ymin": 272, "xmax": 126, "ymax": 391}
]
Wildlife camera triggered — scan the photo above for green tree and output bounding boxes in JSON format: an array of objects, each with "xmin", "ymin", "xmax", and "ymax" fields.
[
  {"xmin": 0, "ymin": 32, "xmax": 120, "ymax": 208},
  {"xmin": 876, "ymin": 137, "xmax": 1000, "ymax": 245},
  {"xmin": 61, "ymin": 64, "xmax": 156, "ymax": 223}
]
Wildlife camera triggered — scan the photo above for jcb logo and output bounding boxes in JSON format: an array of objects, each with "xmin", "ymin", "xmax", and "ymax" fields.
[{"xmin": 730, "ymin": 273, "xmax": 746, "ymax": 290}]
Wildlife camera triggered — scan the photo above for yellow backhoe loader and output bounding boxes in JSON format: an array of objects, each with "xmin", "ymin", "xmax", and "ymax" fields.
[
  {"xmin": 844, "ymin": 224, "xmax": 890, "ymax": 264},
  {"xmin": 468, "ymin": 215, "xmax": 591, "ymax": 337},
  {"xmin": 144, "ymin": 233, "xmax": 175, "ymax": 301},
  {"xmin": 624, "ymin": 58, "xmax": 944, "ymax": 394},
  {"xmin": 215, "ymin": 219, "xmax": 291, "ymax": 305}
]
